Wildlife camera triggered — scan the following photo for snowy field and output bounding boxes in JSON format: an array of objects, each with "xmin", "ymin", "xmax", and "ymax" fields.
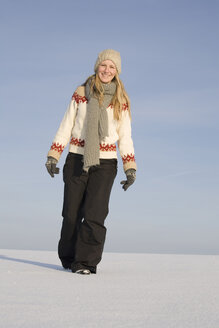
[{"xmin": 0, "ymin": 249, "xmax": 219, "ymax": 328}]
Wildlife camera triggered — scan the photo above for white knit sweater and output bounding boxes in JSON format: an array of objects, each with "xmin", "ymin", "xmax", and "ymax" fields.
[{"xmin": 47, "ymin": 86, "xmax": 136, "ymax": 172}]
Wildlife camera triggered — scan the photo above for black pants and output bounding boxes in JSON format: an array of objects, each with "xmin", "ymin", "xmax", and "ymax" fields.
[{"xmin": 58, "ymin": 152, "xmax": 117, "ymax": 273}]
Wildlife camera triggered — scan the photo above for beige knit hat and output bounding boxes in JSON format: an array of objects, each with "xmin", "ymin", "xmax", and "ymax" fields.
[{"xmin": 94, "ymin": 49, "xmax": 121, "ymax": 74}]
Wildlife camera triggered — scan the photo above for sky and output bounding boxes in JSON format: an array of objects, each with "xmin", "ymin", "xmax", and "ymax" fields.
[{"xmin": 0, "ymin": 0, "xmax": 219, "ymax": 254}]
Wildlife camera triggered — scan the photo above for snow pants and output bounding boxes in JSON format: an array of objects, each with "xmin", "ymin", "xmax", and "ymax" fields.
[{"xmin": 58, "ymin": 152, "xmax": 117, "ymax": 273}]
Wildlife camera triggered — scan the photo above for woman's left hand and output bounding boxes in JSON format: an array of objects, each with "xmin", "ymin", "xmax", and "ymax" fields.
[{"xmin": 120, "ymin": 169, "xmax": 136, "ymax": 191}]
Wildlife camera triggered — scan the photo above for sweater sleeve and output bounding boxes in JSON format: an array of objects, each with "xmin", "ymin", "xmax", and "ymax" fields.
[
  {"xmin": 47, "ymin": 98, "xmax": 78, "ymax": 161},
  {"xmin": 117, "ymin": 108, "xmax": 137, "ymax": 172}
]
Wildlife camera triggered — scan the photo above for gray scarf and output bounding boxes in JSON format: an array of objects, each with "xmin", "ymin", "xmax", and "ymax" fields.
[{"xmin": 83, "ymin": 79, "xmax": 116, "ymax": 172}]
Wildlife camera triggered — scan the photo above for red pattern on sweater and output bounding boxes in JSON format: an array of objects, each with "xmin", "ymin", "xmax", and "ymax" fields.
[
  {"xmin": 70, "ymin": 137, "xmax": 85, "ymax": 147},
  {"xmin": 50, "ymin": 142, "xmax": 64, "ymax": 153},
  {"xmin": 72, "ymin": 92, "xmax": 87, "ymax": 104},
  {"xmin": 122, "ymin": 153, "xmax": 135, "ymax": 164},
  {"xmin": 70, "ymin": 137, "xmax": 116, "ymax": 151},
  {"xmin": 72, "ymin": 92, "xmax": 128, "ymax": 110},
  {"xmin": 108, "ymin": 103, "xmax": 128, "ymax": 111},
  {"xmin": 122, "ymin": 103, "xmax": 128, "ymax": 111},
  {"xmin": 100, "ymin": 143, "xmax": 116, "ymax": 151}
]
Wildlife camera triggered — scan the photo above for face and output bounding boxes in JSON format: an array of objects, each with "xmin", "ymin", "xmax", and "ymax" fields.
[{"xmin": 97, "ymin": 60, "xmax": 117, "ymax": 83}]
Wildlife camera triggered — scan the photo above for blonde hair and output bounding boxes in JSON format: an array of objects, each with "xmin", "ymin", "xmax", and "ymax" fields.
[{"xmin": 83, "ymin": 73, "xmax": 131, "ymax": 121}]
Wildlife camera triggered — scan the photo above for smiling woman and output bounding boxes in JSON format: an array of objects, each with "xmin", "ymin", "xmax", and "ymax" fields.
[
  {"xmin": 97, "ymin": 60, "xmax": 117, "ymax": 83},
  {"xmin": 45, "ymin": 49, "xmax": 137, "ymax": 275}
]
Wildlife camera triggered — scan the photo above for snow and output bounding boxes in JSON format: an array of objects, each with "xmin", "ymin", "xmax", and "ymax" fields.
[{"xmin": 1, "ymin": 249, "xmax": 219, "ymax": 328}]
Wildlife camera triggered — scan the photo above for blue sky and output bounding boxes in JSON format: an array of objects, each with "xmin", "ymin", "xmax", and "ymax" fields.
[{"xmin": 1, "ymin": 0, "xmax": 219, "ymax": 254}]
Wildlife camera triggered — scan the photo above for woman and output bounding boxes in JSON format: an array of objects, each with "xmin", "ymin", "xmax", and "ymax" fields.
[{"xmin": 45, "ymin": 49, "xmax": 137, "ymax": 275}]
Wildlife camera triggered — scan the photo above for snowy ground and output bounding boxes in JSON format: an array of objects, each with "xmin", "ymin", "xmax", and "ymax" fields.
[{"xmin": 0, "ymin": 249, "xmax": 219, "ymax": 328}]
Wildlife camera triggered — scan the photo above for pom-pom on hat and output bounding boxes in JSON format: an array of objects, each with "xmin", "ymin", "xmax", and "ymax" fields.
[{"xmin": 94, "ymin": 49, "xmax": 121, "ymax": 74}]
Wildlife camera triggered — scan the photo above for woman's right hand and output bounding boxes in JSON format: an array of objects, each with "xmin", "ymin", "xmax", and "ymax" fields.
[{"xmin": 45, "ymin": 156, "xmax": 60, "ymax": 178}]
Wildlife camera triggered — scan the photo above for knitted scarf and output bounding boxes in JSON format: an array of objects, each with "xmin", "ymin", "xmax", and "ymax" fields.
[{"xmin": 83, "ymin": 79, "xmax": 116, "ymax": 172}]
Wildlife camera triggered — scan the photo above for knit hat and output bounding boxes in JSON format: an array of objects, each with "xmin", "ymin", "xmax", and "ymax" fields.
[{"xmin": 94, "ymin": 49, "xmax": 121, "ymax": 74}]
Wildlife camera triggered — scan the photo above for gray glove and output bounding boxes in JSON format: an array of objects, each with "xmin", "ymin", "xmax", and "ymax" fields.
[
  {"xmin": 45, "ymin": 156, "xmax": 59, "ymax": 178},
  {"xmin": 120, "ymin": 169, "xmax": 136, "ymax": 191}
]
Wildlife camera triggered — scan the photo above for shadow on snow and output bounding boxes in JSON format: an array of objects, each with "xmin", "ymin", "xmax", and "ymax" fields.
[{"xmin": 0, "ymin": 254, "xmax": 64, "ymax": 271}]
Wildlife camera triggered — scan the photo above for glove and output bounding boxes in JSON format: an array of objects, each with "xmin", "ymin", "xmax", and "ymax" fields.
[
  {"xmin": 45, "ymin": 156, "xmax": 59, "ymax": 178},
  {"xmin": 120, "ymin": 169, "xmax": 136, "ymax": 191}
]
